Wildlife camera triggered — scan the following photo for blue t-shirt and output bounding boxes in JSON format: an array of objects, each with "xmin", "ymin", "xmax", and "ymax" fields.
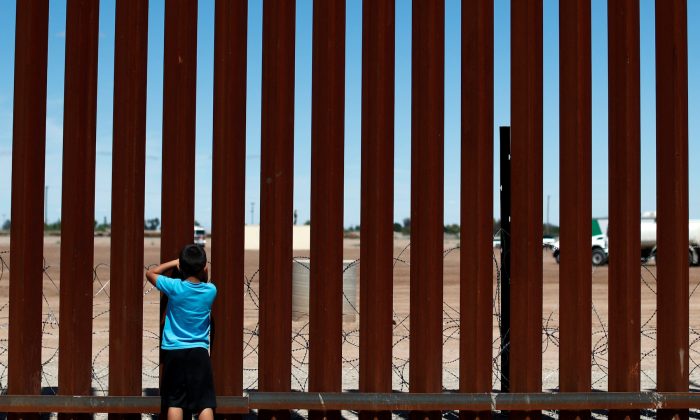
[{"xmin": 156, "ymin": 275, "xmax": 217, "ymax": 350}]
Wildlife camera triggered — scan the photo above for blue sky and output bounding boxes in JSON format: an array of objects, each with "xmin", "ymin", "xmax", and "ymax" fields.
[{"xmin": 0, "ymin": 0, "xmax": 698, "ymax": 229}]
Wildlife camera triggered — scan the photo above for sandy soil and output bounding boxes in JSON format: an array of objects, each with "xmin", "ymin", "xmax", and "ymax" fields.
[{"xmin": 0, "ymin": 236, "xmax": 699, "ymax": 398}]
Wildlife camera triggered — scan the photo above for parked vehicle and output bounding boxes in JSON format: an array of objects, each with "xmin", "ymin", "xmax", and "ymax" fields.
[
  {"xmin": 552, "ymin": 218, "xmax": 609, "ymax": 266},
  {"xmin": 495, "ymin": 234, "xmax": 560, "ymax": 249},
  {"xmin": 640, "ymin": 213, "xmax": 700, "ymax": 265},
  {"xmin": 493, "ymin": 234, "xmax": 501, "ymax": 248},
  {"xmin": 194, "ymin": 226, "xmax": 207, "ymax": 247},
  {"xmin": 553, "ymin": 213, "xmax": 700, "ymax": 266},
  {"xmin": 542, "ymin": 234, "xmax": 557, "ymax": 247}
]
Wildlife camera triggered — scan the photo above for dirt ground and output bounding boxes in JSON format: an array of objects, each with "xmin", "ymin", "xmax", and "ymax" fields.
[{"xmin": 1, "ymin": 236, "xmax": 699, "ymax": 396}]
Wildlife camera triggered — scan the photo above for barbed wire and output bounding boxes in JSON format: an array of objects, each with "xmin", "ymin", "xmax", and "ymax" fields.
[{"xmin": 0, "ymin": 240, "xmax": 699, "ymax": 402}]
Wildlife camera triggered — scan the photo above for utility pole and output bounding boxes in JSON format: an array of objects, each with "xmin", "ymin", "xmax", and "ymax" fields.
[{"xmin": 250, "ymin": 202, "xmax": 255, "ymax": 225}]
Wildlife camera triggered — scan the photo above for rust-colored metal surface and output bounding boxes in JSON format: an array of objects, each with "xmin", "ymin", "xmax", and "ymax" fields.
[
  {"xmin": 160, "ymin": 1, "xmax": 198, "ymax": 261},
  {"xmin": 248, "ymin": 392, "xmax": 700, "ymax": 411},
  {"xmin": 159, "ymin": 0, "xmax": 198, "ymax": 397},
  {"xmin": 8, "ymin": 2, "xmax": 49, "ymax": 420},
  {"xmin": 359, "ymin": 1, "xmax": 394, "ymax": 420},
  {"xmin": 0, "ymin": 396, "xmax": 248, "ymax": 414},
  {"xmin": 510, "ymin": 1, "xmax": 543, "ymax": 419},
  {"xmin": 460, "ymin": 1, "xmax": 493, "ymax": 420},
  {"xmin": 258, "ymin": 1, "xmax": 295, "ymax": 419},
  {"xmin": 309, "ymin": 1, "xmax": 345, "ymax": 420},
  {"xmin": 57, "ymin": 2, "xmax": 100, "ymax": 419},
  {"xmin": 210, "ymin": 0, "xmax": 248, "ymax": 416},
  {"xmin": 410, "ymin": 1, "xmax": 444, "ymax": 419},
  {"xmin": 558, "ymin": 1, "xmax": 592, "ymax": 420},
  {"xmin": 655, "ymin": 1, "xmax": 689, "ymax": 420},
  {"xmin": 6, "ymin": 1, "xmax": 699, "ymax": 416},
  {"xmin": 608, "ymin": 1, "xmax": 641, "ymax": 419},
  {"xmin": 108, "ymin": 2, "xmax": 149, "ymax": 420},
  {"xmin": 8, "ymin": 392, "xmax": 700, "ymax": 414}
]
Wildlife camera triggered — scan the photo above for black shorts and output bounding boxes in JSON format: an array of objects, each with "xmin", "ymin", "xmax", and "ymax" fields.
[{"xmin": 161, "ymin": 347, "xmax": 217, "ymax": 412}]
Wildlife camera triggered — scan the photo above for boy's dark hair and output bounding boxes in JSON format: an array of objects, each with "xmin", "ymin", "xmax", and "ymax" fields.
[{"xmin": 179, "ymin": 244, "xmax": 207, "ymax": 278}]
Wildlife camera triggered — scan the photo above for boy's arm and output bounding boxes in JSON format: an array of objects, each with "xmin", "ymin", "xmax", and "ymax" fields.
[{"xmin": 145, "ymin": 259, "xmax": 179, "ymax": 286}]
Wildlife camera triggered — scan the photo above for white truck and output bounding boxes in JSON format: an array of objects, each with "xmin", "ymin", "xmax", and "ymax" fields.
[
  {"xmin": 194, "ymin": 226, "xmax": 207, "ymax": 247},
  {"xmin": 553, "ymin": 213, "xmax": 700, "ymax": 266},
  {"xmin": 640, "ymin": 213, "xmax": 700, "ymax": 265},
  {"xmin": 552, "ymin": 218, "xmax": 609, "ymax": 266}
]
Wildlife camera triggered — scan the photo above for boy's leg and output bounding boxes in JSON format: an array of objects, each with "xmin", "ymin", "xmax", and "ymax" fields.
[
  {"xmin": 167, "ymin": 407, "xmax": 184, "ymax": 420},
  {"xmin": 197, "ymin": 408, "xmax": 214, "ymax": 420},
  {"xmin": 186, "ymin": 348, "xmax": 217, "ymax": 417}
]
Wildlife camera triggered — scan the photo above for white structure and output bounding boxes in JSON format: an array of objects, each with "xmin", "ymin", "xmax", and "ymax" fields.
[
  {"xmin": 291, "ymin": 258, "xmax": 358, "ymax": 322},
  {"xmin": 244, "ymin": 225, "xmax": 311, "ymax": 250}
]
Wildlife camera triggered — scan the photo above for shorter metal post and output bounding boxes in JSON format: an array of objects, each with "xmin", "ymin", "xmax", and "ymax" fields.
[{"xmin": 499, "ymin": 126, "xmax": 511, "ymax": 392}]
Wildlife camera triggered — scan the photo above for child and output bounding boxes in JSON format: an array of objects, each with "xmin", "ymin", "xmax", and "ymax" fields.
[{"xmin": 146, "ymin": 244, "xmax": 217, "ymax": 420}]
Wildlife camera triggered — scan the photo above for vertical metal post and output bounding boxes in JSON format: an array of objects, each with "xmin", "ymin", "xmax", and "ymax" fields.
[
  {"xmin": 460, "ymin": 1, "xmax": 493, "ymax": 420},
  {"xmin": 655, "ymin": 1, "xmax": 689, "ymax": 419},
  {"xmin": 259, "ymin": 1, "xmax": 295, "ymax": 419},
  {"xmin": 359, "ymin": 1, "xmax": 395, "ymax": 420},
  {"xmin": 160, "ymin": 1, "xmax": 198, "ymax": 402},
  {"xmin": 510, "ymin": 1, "xmax": 543, "ymax": 419},
  {"xmin": 210, "ymin": 1, "xmax": 248, "ymax": 417},
  {"xmin": 309, "ymin": 1, "xmax": 345, "ymax": 419},
  {"xmin": 410, "ymin": 1, "xmax": 444, "ymax": 419},
  {"xmin": 608, "ymin": 1, "xmax": 641, "ymax": 420},
  {"xmin": 108, "ymin": 2, "xmax": 149, "ymax": 420},
  {"xmin": 499, "ymin": 126, "xmax": 511, "ymax": 393},
  {"xmin": 607, "ymin": 0, "xmax": 644, "ymax": 418},
  {"xmin": 160, "ymin": 1, "xmax": 198, "ymax": 261},
  {"xmin": 559, "ymin": 2, "xmax": 592, "ymax": 420},
  {"xmin": 58, "ymin": 2, "xmax": 100, "ymax": 420},
  {"xmin": 8, "ymin": 2, "xmax": 49, "ymax": 420}
]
